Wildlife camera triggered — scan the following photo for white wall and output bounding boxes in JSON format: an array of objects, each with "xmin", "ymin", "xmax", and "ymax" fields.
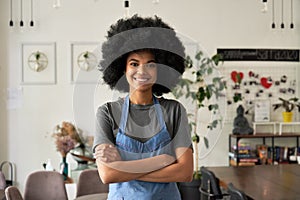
[{"xmin": 1, "ymin": 0, "xmax": 299, "ymax": 191}]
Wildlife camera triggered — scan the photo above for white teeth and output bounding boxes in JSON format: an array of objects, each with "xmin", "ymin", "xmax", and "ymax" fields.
[{"xmin": 135, "ymin": 78, "xmax": 148, "ymax": 82}]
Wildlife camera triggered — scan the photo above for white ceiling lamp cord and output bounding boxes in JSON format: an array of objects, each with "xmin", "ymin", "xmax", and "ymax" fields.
[{"xmin": 9, "ymin": 0, "xmax": 13, "ymax": 26}]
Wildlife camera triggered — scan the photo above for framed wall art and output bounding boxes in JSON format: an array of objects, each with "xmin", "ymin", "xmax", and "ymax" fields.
[
  {"xmin": 21, "ymin": 42, "xmax": 57, "ymax": 85},
  {"xmin": 70, "ymin": 41, "xmax": 101, "ymax": 84}
]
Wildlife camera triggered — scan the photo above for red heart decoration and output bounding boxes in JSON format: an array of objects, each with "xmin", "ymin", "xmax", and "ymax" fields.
[
  {"xmin": 260, "ymin": 77, "xmax": 272, "ymax": 89},
  {"xmin": 231, "ymin": 71, "xmax": 244, "ymax": 84}
]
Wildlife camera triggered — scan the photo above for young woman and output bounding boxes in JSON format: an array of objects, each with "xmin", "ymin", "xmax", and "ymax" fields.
[{"xmin": 93, "ymin": 15, "xmax": 193, "ymax": 200}]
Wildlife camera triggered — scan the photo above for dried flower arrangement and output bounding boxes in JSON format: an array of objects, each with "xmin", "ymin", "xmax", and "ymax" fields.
[{"xmin": 52, "ymin": 122, "xmax": 83, "ymax": 157}]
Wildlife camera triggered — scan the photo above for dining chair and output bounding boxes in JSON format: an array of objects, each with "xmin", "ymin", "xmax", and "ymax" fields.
[
  {"xmin": 227, "ymin": 183, "xmax": 248, "ymax": 200},
  {"xmin": 75, "ymin": 169, "xmax": 109, "ymax": 198},
  {"xmin": 5, "ymin": 186, "xmax": 23, "ymax": 200},
  {"xmin": 199, "ymin": 166, "xmax": 230, "ymax": 200},
  {"xmin": 24, "ymin": 170, "xmax": 68, "ymax": 200},
  {"xmin": 0, "ymin": 171, "xmax": 6, "ymax": 190}
]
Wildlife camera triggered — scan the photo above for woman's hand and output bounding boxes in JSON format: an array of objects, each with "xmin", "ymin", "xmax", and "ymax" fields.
[{"xmin": 94, "ymin": 144, "xmax": 122, "ymax": 163}]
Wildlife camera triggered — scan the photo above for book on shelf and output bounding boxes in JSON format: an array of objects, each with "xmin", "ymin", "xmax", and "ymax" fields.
[{"xmin": 230, "ymin": 159, "xmax": 256, "ymax": 166}]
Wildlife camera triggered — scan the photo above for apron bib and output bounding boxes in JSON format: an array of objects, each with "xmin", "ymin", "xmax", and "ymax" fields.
[{"xmin": 108, "ymin": 95, "xmax": 181, "ymax": 200}]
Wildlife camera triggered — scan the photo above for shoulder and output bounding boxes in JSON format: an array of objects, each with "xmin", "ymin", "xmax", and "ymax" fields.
[
  {"xmin": 159, "ymin": 97, "xmax": 184, "ymax": 107},
  {"xmin": 158, "ymin": 97, "xmax": 187, "ymax": 114},
  {"xmin": 96, "ymin": 98, "xmax": 124, "ymax": 116}
]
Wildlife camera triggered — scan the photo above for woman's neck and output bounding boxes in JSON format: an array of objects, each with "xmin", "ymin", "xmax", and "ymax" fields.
[{"xmin": 129, "ymin": 91, "xmax": 153, "ymax": 105}]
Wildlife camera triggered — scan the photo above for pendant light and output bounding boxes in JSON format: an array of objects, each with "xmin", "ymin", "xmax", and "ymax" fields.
[
  {"xmin": 290, "ymin": 0, "xmax": 294, "ymax": 29},
  {"xmin": 124, "ymin": 0, "xmax": 129, "ymax": 17},
  {"xmin": 280, "ymin": 0, "xmax": 284, "ymax": 29},
  {"xmin": 53, "ymin": 0, "xmax": 61, "ymax": 8},
  {"xmin": 262, "ymin": 0, "xmax": 267, "ymax": 13},
  {"xmin": 20, "ymin": 0, "xmax": 24, "ymax": 27},
  {"xmin": 29, "ymin": 0, "xmax": 34, "ymax": 26},
  {"xmin": 271, "ymin": 0, "xmax": 275, "ymax": 28},
  {"xmin": 9, "ymin": 0, "xmax": 13, "ymax": 26}
]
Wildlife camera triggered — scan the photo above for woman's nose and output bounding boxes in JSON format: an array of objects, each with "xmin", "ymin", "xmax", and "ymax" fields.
[{"xmin": 136, "ymin": 64, "xmax": 147, "ymax": 74}]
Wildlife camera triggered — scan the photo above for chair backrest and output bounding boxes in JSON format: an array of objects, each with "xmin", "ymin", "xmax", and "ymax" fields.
[
  {"xmin": 23, "ymin": 171, "xmax": 68, "ymax": 200},
  {"xmin": 76, "ymin": 169, "xmax": 109, "ymax": 197},
  {"xmin": 5, "ymin": 186, "xmax": 23, "ymax": 200},
  {"xmin": 0, "ymin": 172, "xmax": 6, "ymax": 190},
  {"xmin": 200, "ymin": 166, "xmax": 223, "ymax": 200},
  {"xmin": 227, "ymin": 183, "xmax": 248, "ymax": 200}
]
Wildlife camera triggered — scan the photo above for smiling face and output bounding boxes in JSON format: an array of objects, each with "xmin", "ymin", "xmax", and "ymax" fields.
[{"xmin": 125, "ymin": 50, "xmax": 157, "ymax": 94}]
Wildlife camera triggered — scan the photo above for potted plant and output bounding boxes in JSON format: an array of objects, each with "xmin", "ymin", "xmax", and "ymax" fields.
[
  {"xmin": 173, "ymin": 51, "xmax": 225, "ymax": 199},
  {"xmin": 273, "ymin": 97, "xmax": 300, "ymax": 122}
]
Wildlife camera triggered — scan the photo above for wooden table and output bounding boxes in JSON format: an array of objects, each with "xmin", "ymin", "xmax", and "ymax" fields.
[{"xmin": 207, "ymin": 165, "xmax": 300, "ymax": 200}]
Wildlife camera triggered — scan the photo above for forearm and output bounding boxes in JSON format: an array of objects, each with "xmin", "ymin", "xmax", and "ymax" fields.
[
  {"xmin": 97, "ymin": 154, "xmax": 175, "ymax": 184},
  {"xmin": 138, "ymin": 148, "xmax": 193, "ymax": 183}
]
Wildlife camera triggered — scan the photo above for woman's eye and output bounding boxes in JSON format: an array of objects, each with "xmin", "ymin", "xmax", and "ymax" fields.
[
  {"xmin": 145, "ymin": 63, "xmax": 156, "ymax": 68},
  {"xmin": 130, "ymin": 62, "xmax": 139, "ymax": 67}
]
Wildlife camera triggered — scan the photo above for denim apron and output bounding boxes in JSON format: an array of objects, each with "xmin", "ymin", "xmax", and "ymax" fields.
[{"xmin": 108, "ymin": 95, "xmax": 181, "ymax": 200}]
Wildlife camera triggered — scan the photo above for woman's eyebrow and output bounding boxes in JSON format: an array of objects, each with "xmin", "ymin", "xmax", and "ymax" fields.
[{"xmin": 147, "ymin": 59, "xmax": 156, "ymax": 63}]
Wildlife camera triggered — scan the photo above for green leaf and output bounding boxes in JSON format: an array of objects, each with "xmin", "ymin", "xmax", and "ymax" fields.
[
  {"xmin": 192, "ymin": 134, "xmax": 200, "ymax": 143},
  {"xmin": 204, "ymin": 137, "xmax": 209, "ymax": 148},
  {"xmin": 195, "ymin": 51, "xmax": 203, "ymax": 61}
]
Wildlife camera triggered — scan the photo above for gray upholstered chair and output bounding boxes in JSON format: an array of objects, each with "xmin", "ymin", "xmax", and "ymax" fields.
[
  {"xmin": 199, "ymin": 166, "xmax": 230, "ymax": 200},
  {"xmin": 5, "ymin": 186, "xmax": 23, "ymax": 200},
  {"xmin": 5, "ymin": 170, "xmax": 68, "ymax": 200},
  {"xmin": 227, "ymin": 183, "xmax": 248, "ymax": 200},
  {"xmin": 0, "ymin": 171, "xmax": 6, "ymax": 190},
  {"xmin": 0, "ymin": 171, "xmax": 6, "ymax": 200},
  {"xmin": 76, "ymin": 169, "xmax": 109, "ymax": 198}
]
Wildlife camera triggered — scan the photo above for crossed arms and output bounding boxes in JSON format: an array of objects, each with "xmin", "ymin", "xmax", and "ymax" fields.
[{"xmin": 94, "ymin": 144, "xmax": 193, "ymax": 184}]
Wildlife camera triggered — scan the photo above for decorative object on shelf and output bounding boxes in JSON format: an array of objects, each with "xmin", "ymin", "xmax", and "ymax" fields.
[
  {"xmin": 232, "ymin": 105, "xmax": 254, "ymax": 135},
  {"xmin": 27, "ymin": 51, "xmax": 48, "ymax": 72},
  {"xmin": 273, "ymin": 97, "xmax": 300, "ymax": 122},
  {"xmin": 77, "ymin": 51, "xmax": 97, "ymax": 71}
]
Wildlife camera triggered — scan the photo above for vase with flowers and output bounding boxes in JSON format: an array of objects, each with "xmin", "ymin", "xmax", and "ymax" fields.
[{"xmin": 52, "ymin": 122, "xmax": 82, "ymax": 179}]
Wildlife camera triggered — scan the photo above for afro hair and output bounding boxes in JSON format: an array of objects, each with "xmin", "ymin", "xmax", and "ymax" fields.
[{"xmin": 99, "ymin": 14, "xmax": 186, "ymax": 96}]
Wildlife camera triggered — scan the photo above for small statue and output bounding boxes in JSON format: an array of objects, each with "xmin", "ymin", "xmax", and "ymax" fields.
[{"xmin": 232, "ymin": 105, "xmax": 253, "ymax": 135}]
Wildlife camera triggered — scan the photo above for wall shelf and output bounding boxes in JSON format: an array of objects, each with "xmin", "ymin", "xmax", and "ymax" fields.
[{"xmin": 229, "ymin": 133, "xmax": 300, "ymax": 166}]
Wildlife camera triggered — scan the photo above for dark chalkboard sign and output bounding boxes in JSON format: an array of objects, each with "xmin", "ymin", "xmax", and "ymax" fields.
[{"xmin": 217, "ymin": 48, "xmax": 300, "ymax": 62}]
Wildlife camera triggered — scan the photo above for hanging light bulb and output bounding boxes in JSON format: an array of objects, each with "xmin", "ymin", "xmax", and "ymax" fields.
[
  {"xmin": 29, "ymin": 0, "xmax": 34, "ymax": 27},
  {"xmin": 271, "ymin": 0, "xmax": 275, "ymax": 28},
  {"xmin": 290, "ymin": 0, "xmax": 294, "ymax": 29},
  {"xmin": 124, "ymin": 0, "xmax": 130, "ymax": 17},
  {"xmin": 280, "ymin": 0, "xmax": 284, "ymax": 29},
  {"xmin": 9, "ymin": 0, "xmax": 13, "ymax": 26},
  {"xmin": 53, "ymin": 0, "xmax": 61, "ymax": 9},
  {"xmin": 261, "ymin": 0, "xmax": 268, "ymax": 13},
  {"xmin": 20, "ymin": 0, "xmax": 24, "ymax": 27}
]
